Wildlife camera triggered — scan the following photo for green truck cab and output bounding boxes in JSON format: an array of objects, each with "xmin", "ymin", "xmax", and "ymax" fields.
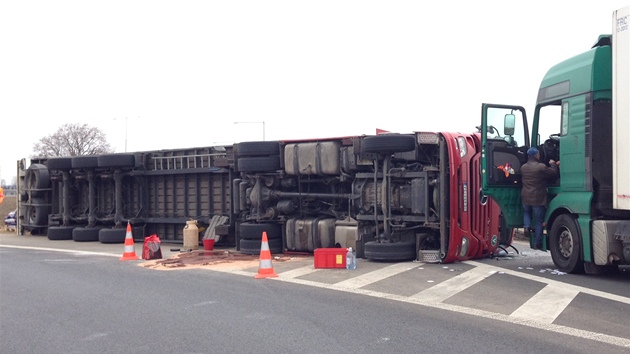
[{"xmin": 480, "ymin": 7, "xmax": 630, "ymax": 274}]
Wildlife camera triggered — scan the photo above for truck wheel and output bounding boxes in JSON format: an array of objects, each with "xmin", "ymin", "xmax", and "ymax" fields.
[
  {"xmin": 361, "ymin": 134, "xmax": 416, "ymax": 153},
  {"xmin": 47, "ymin": 226, "xmax": 75, "ymax": 240},
  {"xmin": 549, "ymin": 214, "xmax": 584, "ymax": 274},
  {"xmin": 99, "ymin": 228, "xmax": 127, "ymax": 243},
  {"xmin": 72, "ymin": 227, "xmax": 102, "ymax": 242},
  {"xmin": 235, "ymin": 141, "xmax": 280, "ymax": 157},
  {"xmin": 239, "ymin": 223, "xmax": 282, "ymax": 240},
  {"xmin": 46, "ymin": 157, "xmax": 73, "ymax": 170},
  {"xmin": 72, "ymin": 156, "xmax": 99, "ymax": 169},
  {"xmin": 237, "ymin": 156, "xmax": 281, "ymax": 172},
  {"xmin": 97, "ymin": 154, "xmax": 135, "ymax": 168},
  {"xmin": 26, "ymin": 164, "xmax": 50, "ymax": 198},
  {"xmin": 27, "ymin": 197, "xmax": 49, "ymax": 226},
  {"xmin": 239, "ymin": 238, "xmax": 283, "ymax": 255},
  {"xmin": 364, "ymin": 241, "xmax": 416, "ymax": 261}
]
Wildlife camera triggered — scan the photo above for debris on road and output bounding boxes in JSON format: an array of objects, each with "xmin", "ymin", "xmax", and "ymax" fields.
[{"xmin": 141, "ymin": 249, "xmax": 306, "ymax": 271}]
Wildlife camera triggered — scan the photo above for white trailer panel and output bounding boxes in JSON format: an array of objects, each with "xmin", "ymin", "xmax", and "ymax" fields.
[{"xmin": 612, "ymin": 6, "xmax": 630, "ymax": 210}]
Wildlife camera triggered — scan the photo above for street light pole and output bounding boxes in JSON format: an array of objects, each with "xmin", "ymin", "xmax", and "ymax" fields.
[
  {"xmin": 124, "ymin": 116, "xmax": 128, "ymax": 152},
  {"xmin": 113, "ymin": 117, "xmax": 129, "ymax": 152},
  {"xmin": 233, "ymin": 121, "xmax": 266, "ymax": 141}
]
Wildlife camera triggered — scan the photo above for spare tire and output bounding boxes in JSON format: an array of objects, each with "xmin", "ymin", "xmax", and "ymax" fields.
[
  {"xmin": 235, "ymin": 141, "xmax": 281, "ymax": 157},
  {"xmin": 237, "ymin": 156, "xmax": 281, "ymax": 172},
  {"xmin": 26, "ymin": 164, "xmax": 50, "ymax": 198},
  {"xmin": 362, "ymin": 134, "xmax": 416, "ymax": 154},
  {"xmin": 364, "ymin": 241, "xmax": 416, "ymax": 262},
  {"xmin": 27, "ymin": 197, "xmax": 49, "ymax": 226}
]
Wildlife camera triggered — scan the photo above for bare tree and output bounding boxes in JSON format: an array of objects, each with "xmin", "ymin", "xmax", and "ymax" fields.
[{"xmin": 32, "ymin": 123, "xmax": 115, "ymax": 157}]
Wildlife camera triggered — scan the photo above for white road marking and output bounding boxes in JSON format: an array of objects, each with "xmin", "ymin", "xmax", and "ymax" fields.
[
  {"xmin": 510, "ymin": 284, "xmax": 579, "ymax": 324},
  {"xmin": 279, "ymin": 265, "xmax": 321, "ymax": 279},
  {"xmin": 410, "ymin": 262, "xmax": 496, "ymax": 303},
  {"xmin": 466, "ymin": 261, "xmax": 630, "ymax": 305},
  {"xmin": 332, "ymin": 262, "xmax": 419, "ymax": 290},
  {"xmin": 0, "ymin": 245, "xmax": 120, "ymax": 258}
]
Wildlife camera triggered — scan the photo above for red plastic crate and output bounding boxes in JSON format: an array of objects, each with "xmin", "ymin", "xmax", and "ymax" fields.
[{"xmin": 314, "ymin": 248, "xmax": 347, "ymax": 268}]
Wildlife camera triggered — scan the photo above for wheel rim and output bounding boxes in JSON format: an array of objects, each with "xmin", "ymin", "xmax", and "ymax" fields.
[
  {"xmin": 558, "ymin": 228, "xmax": 573, "ymax": 259},
  {"xmin": 28, "ymin": 206, "xmax": 37, "ymax": 223}
]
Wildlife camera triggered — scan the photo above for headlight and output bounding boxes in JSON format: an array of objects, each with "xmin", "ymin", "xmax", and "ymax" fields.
[
  {"xmin": 459, "ymin": 236, "xmax": 469, "ymax": 257},
  {"xmin": 457, "ymin": 136, "xmax": 467, "ymax": 157}
]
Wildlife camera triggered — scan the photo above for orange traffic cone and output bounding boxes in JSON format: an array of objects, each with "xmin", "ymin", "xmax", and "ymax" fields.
[
  {"xmin": 119, "ymin": 223, "xmax": 139, "ymax": 261},
  {"xmin": 254, "ymin": 232, "xmax": 278, "ymax": 279}
]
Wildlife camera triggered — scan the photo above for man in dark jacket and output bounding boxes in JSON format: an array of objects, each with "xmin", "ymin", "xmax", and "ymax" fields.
[{"xmin": 521, "ymin": 147, "xmax": 559, "ymax": 250}]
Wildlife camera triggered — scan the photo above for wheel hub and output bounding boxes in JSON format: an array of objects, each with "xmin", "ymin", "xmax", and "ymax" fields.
[{"xmin": 558, "ymin": 229, "xmax": 573, "ymax": 258}]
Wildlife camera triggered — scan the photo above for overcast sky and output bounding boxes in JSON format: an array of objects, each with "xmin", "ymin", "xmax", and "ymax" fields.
[{"xmin": 1, "ymin": 1, "xmax": 628, "ymax": 183}]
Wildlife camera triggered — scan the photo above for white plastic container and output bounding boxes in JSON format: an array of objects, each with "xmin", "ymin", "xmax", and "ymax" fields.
[
  {"xmin": 346, "ymin": 247, "xmax": 356, "ymax": 270},
  {"xmin": 183, "ymin": 219, "xmax": 199, "ymax": 250}
]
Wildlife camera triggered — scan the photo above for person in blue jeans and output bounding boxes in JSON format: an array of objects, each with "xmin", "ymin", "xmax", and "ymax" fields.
[{"xmin": 521, "ymin": 147, "xmax": 559, "ymax": 250}]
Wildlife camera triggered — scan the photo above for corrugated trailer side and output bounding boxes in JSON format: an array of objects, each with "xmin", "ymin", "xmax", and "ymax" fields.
[
  {"xmin": 129, "ymin": 146, "xmax": 235, "ymax": 244},
  {"xmin": 17, "ymin": 145, "xmax": 235, "ymax": 247}
]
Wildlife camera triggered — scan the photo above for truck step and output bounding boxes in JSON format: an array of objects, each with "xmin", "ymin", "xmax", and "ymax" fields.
[{"xmin": 418, "ymin": 250, "xmax": 440, "ymax": 263}]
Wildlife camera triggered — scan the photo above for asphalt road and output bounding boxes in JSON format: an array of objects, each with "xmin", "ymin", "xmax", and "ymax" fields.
[
  {"xmin": 0, "ymin": 247, "xmax": 624, "ymax": 354},
  {"xmin": 1, "ymin": 234, "xmax": 629, "ymax": 353}
]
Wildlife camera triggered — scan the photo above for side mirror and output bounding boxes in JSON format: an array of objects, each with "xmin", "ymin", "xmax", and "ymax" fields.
[{"xmin": 504, "ymin": 114, "xmax": 515, "ymax": 136}]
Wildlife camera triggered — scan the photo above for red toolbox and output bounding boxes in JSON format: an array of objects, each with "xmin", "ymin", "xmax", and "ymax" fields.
[{"xmin": 314, "ymin": 248, "xmax": 347, "ymax": 269}]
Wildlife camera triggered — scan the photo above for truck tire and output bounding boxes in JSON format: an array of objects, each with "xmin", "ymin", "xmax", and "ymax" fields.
[
  {"xmin": 97, "ymin": 154, "xmax": 136, "ymax": 168},
  {"xmin": 364, "ymin": 241, "xmax": 416, "ymax": 261},
  {"xmin": 99, "ymin": 228, "xmax": 127, "ymax": 243},
  {"xmin": 72, "ymin": 156, "xmax": 99, "ymax": 169},
  {"xmin": 239, "ymin": 223, "xmax": 282, "ymax": 240},
  {"xmin": 27, "ymin": 197, "xmax": 49, "ymax": 226},
  {"xmin": 361, "ymin": 134, "xmax": 416, "ymax": 154},
  {"xmin": 46, "ymin": 157, "xmax": 73, "ymax": 170},
  {"xmin": 239, "ymin": 238, "xmax": 283, "ymax": 255},
  {"xmin": 26, "ymin": 164, "xmax": 50, "ymax": 198},
  {"xmin": 72, "ymin": 227, "xmax": 103, "ymax": 242},
  {"xmin": 47, "ymin": 226, "xmax": 75, "ymax": 240},
  {"xmin": 549, "ymin": 214, "xmax": 584, "ymax": 274},
  {"xmin": 237, "ymin": 156, "xmax": 281, "ymax": 172},
  {"xmin": 235, "ymin": 141, "xmax": 280, "ymax": 157}
]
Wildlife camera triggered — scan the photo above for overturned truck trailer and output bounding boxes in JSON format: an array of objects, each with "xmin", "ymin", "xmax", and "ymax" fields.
[
  {"xmin": 18, "ymin": 146, "xmax": 235, "ymax": 244},
  {"xmin": 18, "ymin": 131, "xmax": 511, "ymax": 263}
]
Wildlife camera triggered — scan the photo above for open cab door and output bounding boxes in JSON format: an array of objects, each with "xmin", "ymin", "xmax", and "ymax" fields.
[{"xmin": 480, "ymin": 104, "xmax": 529, "ymax": 229}]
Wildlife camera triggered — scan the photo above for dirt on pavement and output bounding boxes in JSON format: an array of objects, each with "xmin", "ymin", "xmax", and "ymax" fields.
[{"xmin": 140, "ymin": 249, "xmax": 309, "ymax": 271}]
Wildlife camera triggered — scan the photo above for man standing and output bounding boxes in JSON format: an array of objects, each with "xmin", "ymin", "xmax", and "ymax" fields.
[{"xmin": 521, "ymin": 147, "xmax": 559, "ymax": 250}]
